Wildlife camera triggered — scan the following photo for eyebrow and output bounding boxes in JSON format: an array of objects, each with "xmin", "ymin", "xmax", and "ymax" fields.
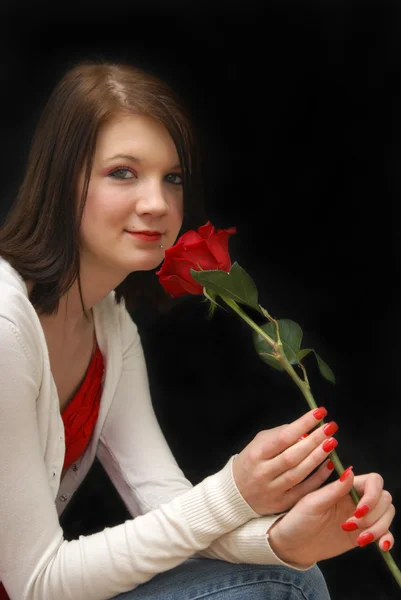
[{"xmin": 104, "ymin": 154, "xmax": 181, "ymax": 170}]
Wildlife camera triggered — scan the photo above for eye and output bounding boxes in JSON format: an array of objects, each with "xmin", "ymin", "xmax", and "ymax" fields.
[
  {"xmin": 109, "ymin": 168, "xmax": 135, "ymax": 180},
  {"xmin": 165, "ymin": 173, "xmax": 183, "ymax": 185}
]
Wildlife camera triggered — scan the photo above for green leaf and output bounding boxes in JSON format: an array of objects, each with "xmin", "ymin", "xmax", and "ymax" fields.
[
  {"xmin": 253, "ymin": 319, "xmax": 304, "ymax": 369},
  {"xmin": 190, "ymin": 262, "xmax": 261, "ymax": 312},
  {"xmin": 298, "ymin": 348, "xmax": 336, "ymax": 384},
  {"xmin": 298, "ymin": 348, "xmax": 336, "ymax": 383},
  {"xmin": 297, "ymin": 348, "xmax": 311, "ymax": 360},
  {"xmin": 254, "ymin": 349, "xmax": 283, "ymax": 371},
  {"xmin": 253, "ymin": 320, "xmax": 335, "ymax": 383},
  {"xmin": 315, "ymin": 352, "xmax": 336, "ymax": 384}
]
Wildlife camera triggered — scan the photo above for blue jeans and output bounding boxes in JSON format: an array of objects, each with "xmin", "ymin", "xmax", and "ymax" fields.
[{"xmin": 112, "ymin": 557, "xmax": 331, "ymax": 599}]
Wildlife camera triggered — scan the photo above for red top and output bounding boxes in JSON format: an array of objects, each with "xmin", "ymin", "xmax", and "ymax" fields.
[
  {"xmin": 61, "ymin": 340, "xmax": 104, "ymax": 472},
  {"xmin": 0, "ymin": 340, "xmax": 104, "ymax": 599}
]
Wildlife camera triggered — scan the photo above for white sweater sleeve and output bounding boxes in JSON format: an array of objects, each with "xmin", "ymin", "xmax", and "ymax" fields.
[
  {"xmin": 97, "ymin": 306, "xmax": 313, "ymax": 572},
  {"xmin": 0, "ymin": 316, "xmax": 261, "ymax": 600}
]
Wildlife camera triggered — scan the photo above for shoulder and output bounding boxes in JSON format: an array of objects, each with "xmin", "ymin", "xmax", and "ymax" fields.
[{"xmin": 0, "ymin": 258, "xmax": 45, "ymax": 373}]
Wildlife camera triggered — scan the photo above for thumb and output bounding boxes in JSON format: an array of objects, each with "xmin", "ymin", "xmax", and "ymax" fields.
[{"xmin": 303, "ymin": 466, "xmax": 355, "ymax": 513}]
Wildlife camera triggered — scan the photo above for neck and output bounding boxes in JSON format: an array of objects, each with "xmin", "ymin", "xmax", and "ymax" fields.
[{"xmin": 25, "ymin": 256, "xmax": 130, "ymax": 328}]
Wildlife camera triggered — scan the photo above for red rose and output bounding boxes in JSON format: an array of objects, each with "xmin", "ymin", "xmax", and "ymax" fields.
[{"xmin": 156, "ymin": 221, "xmax": 237, "ymax": 297}]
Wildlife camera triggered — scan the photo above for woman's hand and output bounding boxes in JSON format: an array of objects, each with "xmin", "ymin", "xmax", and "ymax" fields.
[
  {"xmin": 267, "ymin": 468, "xmax": 396, "ymax": 567},
  {"xmin": 232, "ymin": 407, "xmax": 339, "ymax": 514}
]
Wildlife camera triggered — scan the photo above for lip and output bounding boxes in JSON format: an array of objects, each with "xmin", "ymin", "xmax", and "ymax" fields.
[{"xmin": 126, "ymin": 230, "xmax": 162, "ymax": 242}]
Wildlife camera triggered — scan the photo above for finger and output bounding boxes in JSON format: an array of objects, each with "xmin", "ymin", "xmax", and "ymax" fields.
[
  {"xmin": 350, "ymin": 473, "xmax": 385, "ymax": 519},
  {"xmin": 260, "ymin": 407, "xmax": 328, "ymax": 459},
  {"xmin": 354, "ymin": 504, "xmax": 396, "ymax": 549},
  {"xmin": 297, "ymin": 419, "xmax": 337, "ymax": 444},
  {"xmin": 268, "ymin": 430, "xmax": 338, "ymax": 485},
  {"xmin": 299, "ymin": 464, "xmax": 355, "ymax": 513},
  {"xmin": 341, "ymin": 488, "xmax": 393, "ymax": 533},
  {"xmin": 287, "ymin": 421, "xmax": 338, "ymax": 472},
  {"xmin": 378, "ymin": 531, "xmax": 395, "ymax": 553},
  {"xmin": 284, "ymin": 458, "xmax": 335, "ymax": 507},
  {"xmin": 356, "ymin": 489, "xmax": 393, "ymax": 527}
]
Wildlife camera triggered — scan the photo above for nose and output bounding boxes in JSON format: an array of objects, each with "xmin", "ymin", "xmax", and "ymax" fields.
[{"xmin": 135, "ymin": 179, "xmax": 169, "ymax": 217}]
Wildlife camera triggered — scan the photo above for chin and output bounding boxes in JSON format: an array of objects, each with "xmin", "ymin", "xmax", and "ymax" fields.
[{"xmin": 125, "ymin": 258, "xmax": 163, "ymax": 273}]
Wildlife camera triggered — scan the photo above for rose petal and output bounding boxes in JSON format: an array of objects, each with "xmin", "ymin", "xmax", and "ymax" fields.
[
  {"xmin": 177, "ymin": 229, "xmax": 203, "ymax": 245},
  {"xmin": 179, "ymin": 239, "xmax": 221, "ymax": 271},
  {"xmin": 206, "ymin": 228, "xmax": 236, "ymax": 271},
  {"xmin": 156, "ymin": 221, "xmax": 236, "ymax": 297},
  {"xmin": 158, "ymin": 273, "xmax": 203, "ymax": 296},
  {"xmin": 197, "ymin": 221, "xmax": 215, "ymax": 239}
]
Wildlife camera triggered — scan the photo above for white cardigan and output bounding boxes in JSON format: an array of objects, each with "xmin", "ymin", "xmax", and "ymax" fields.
[{"xmin": 0, "ymin": 257, "xmax": 307, "ymax": 600}]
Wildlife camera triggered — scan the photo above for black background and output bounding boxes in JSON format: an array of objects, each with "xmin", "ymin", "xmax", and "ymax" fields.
[{"xmin": 1, "ymin": 1, "xmax": 401, "ymax": 598}]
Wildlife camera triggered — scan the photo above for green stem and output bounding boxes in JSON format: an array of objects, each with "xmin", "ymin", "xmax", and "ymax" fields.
[
  {"xmin": 219, "ymin": 294, "xmax": 401, "ymax": 590},
  {"xmin": 222, "ymin": 296, "xmax": 278, "ymax": 349}
]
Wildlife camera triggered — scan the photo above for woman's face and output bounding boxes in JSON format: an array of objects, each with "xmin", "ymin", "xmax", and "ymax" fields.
[{"xmin": 79, "ymin": 113, "xmax": 184, "ymax": 277}]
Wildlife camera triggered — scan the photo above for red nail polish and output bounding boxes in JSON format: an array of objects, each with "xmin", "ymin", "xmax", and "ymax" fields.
[
  {"xmin": 322, "ymin": 437, "xmax": 338, "ymax": 453},
  {"xmin": 327, "ymin": 460, "xmax": 335, "ymax": 470},
  {"xmin": 357, "ymin": 532, "xmax": 375, "ymax": 547},
  {"xmin": 340, "ymin": 466, "xmax": 353, "ymax": 482},
  {"xmin": 382, "ymin": 540, "xmax": 391, "ymax": 552},
  {"xmin": 299, "ymin": 434, "xmax": 309, "ymax": 440},
  {"xmin": 323, "ymin": 421, "xmax": 338, "ymax": 436},
  {"xmin": 341, "ymin": 521, "xmax": 359, "ymax": 532},
  {"xmin": 313, "ymin": 407, "xmax": 327, "ymax": 420},
  {"xmin": 354, "ymin": 504, "xmax": 370, "ymax": 519}
]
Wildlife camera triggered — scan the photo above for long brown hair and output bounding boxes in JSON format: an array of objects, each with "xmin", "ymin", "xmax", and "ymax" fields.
[{"xmin": 0, "ymin": 61, "xmax": 205, "ymax": 318}]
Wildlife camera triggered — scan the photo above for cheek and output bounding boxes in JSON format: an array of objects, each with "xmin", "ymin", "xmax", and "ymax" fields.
[
  {"xmin": 83, "ymin": 185, "xmax": 130, "ymax": 227},
  {"xmin": 170, "ymin": 205, "xmax": 184, "ymax": 238},
  {"xmin": 176, "ymin": 200, "xmax": 184, "ymax": 223},
  {"xmin": 170, "ymin": 192, "xmax": 184, "ymax": 223}
]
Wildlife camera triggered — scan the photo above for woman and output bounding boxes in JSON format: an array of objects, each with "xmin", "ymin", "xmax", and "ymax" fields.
[{"xmin": 0, "ymin": 61, "xmax": 395, "ymax": 600}]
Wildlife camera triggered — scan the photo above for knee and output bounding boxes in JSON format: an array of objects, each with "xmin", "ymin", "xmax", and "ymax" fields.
[
  {"xmin": 283, "ymin": 564, "xmax": 331, "ymax": 600},
  {"xmin": 221, "ymin": 562, "xmax": 331, "ymax": 600},
  {"xmin": 238, "ymin": 563, "xmax": 331, "ymax": 600}
]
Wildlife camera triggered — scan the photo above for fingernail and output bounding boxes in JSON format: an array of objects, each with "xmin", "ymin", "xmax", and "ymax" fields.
[
  {"xmin": 341, "ymin": 521, "xmax": 359, "ymax": 532},
  {"xmin": 382, "ymin": 540, "xmax": 391, "ymax": 552},
  {"xmin": 323, "ymin": 421, "xmax": 338, "ymax": 436},
  {"xmin": 322, "ymin": 437, "xmax": 338, "ymax": 453},
  {"xmin": 313, "ymin": 407, "xmax": 327, "ymax": 420},
  {"xmin": 354, "ymin": 504, "xmax": 370, "ymax": 519},
  {"xmin": 357, "ymin": 532, "xmax": 375, "ymax": 547},
  {"xmin": 340, "ymin": 466, "xmax": 353, "ymax": 482},
  {"xmin": 299, "ymin": 434, "xmax": 309, "ymax": 440},
  {"xmin": 327, "ymin": 460, "xmax": 335, "ymax": 470}
]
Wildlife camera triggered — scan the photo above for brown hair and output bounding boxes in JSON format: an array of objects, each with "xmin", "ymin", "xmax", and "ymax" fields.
[{"xmin": 0, "ymin": 60, "xmax": 205, "ymax": 319}]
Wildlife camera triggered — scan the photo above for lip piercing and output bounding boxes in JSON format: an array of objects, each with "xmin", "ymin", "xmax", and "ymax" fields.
[{"xmin": 159, "ymin": 244, "xmax": 164, "ymax": 249}]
